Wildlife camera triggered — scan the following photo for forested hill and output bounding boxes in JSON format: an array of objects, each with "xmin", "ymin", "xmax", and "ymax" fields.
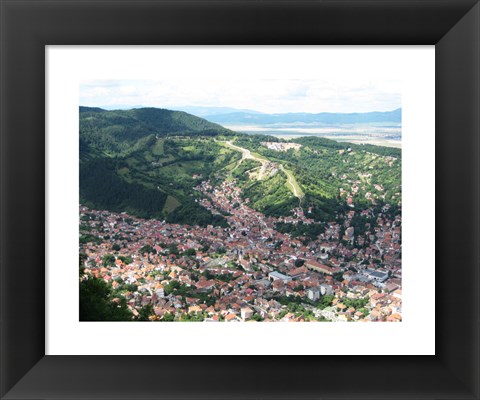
[
  {"xmin": 79, "ymin": 106, "xmax": 401, "ymax": 227},
  {"xmin": 79, "ymin": 107, "xmax": 242, "ymax": 226},
  {"xmin": 80, "ymin": 106, "xmax": 235, "ymax": 156}
]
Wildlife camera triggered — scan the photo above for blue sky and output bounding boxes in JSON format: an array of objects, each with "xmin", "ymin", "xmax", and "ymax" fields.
[{"xmin": 80, "ymin": 79, "xmax": 401, "ymax": 114}]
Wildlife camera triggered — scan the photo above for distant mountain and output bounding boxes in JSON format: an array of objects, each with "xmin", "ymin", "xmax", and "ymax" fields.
[{"xmin": 205, "ymin": 108, "xmax": 402, "ymax": 125}]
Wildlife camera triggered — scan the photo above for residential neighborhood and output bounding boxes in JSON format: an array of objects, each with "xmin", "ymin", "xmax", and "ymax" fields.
[{"xmin": 79, "ymin": 176, "xmax": 402, "ymax": 322}]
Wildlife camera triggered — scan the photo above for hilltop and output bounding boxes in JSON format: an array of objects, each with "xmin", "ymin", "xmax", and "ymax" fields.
[{"xmin": 80, "ymin": 106, "xmax": 234, "ymax": 157}]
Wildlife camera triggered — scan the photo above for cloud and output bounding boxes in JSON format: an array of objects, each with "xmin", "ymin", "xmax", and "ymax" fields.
[{"xmin": 80, "ymin": 79, "xmax": 401, "ymax": 114}]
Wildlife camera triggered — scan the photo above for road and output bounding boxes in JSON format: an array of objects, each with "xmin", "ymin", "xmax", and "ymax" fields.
[
  {"xmin": 223, "ymin": 141, "xmax": 304, "ymax": 202},
  {"xmin": 279, "ymin": 164, "xmax": 303, "ymax": 199},
  {"xmin": 224, "ymin": 141, "xmax": 267, "ymax": 164}
]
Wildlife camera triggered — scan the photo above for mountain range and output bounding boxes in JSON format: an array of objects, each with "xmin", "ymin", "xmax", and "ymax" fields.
[{"xmin": 204, "ymin": 108, "xmax": 401, "ymax": 126}]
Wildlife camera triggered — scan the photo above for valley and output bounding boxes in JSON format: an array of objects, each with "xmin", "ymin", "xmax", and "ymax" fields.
[{"xmin": 79, "ymin": 106, "xmax": 402, "ymax": 322}]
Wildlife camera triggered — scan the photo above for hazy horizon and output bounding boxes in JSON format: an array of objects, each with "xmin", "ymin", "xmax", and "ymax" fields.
[
  {"xmin": 79, "ymin": 103, "xmax": 401, "ymax": 116},
  {"xmin": 80, "ymin": 79, "xmax": 401, "ymax": 115}
]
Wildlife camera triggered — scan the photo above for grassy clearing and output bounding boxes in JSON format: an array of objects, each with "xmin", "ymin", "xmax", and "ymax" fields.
[
  {"xmin": 162, "ymin": 195, "xmax": 181, "ymax": 213},
  {"xmin": 152, "ymin": 139, "xmax": 165, "ymax": 156},
  {"xmin": 117, "ymin": 167, "xmax": 130, "ymax": 176},
  {"xmin": 157, "ymin": 155, "xmax": 176, "ymax": 164},
  {"xmin": 160, "ymin": 160, "xmax": 204, "ymax": 176},
  {"xmin": 281, "ymin": 165, "xmax": 304, "ymax": 199},
  {"xmin": 143, "ymin": 151, "xmax": 155, "ymax": 162},
  {"xmin": 125, "ymin": 157, "xmax": 139, "ymax": 167}
]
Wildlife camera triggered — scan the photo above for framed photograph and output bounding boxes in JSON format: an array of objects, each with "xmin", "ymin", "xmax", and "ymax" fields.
[
  {"xmin": 1, "ymin": 1, "xmax": 479, "ymax": 399},
  {"xmin": 47, "ymin": 46, "xmax": 433, "ymax": 357}
]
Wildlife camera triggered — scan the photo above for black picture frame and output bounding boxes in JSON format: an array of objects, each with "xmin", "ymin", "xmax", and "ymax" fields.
[{"xmin": 1, "ymin": 0, "xmax": 479, "ymax": 399}]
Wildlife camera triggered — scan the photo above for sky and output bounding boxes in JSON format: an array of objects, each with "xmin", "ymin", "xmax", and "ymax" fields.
[{"xmin": 80, "ymin": 79, "xmax": 401, "ymax": 114}]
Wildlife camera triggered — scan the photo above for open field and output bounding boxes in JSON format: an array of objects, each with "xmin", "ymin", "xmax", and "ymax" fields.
[{"xmin": 162, "ymin": 195, "xmax": 181, "ymax": 213}]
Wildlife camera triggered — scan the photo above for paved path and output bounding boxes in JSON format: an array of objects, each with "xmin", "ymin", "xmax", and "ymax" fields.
[
  {"xmin": 279, "ymin": 164, "xmax": 303, "ymax": 199},
  {"xmin": 223, "ymin": 141, "xmax": 304, "ymax": 202},
  {"xmin": 225, "ymin": 141, "xmax": 266, "ymax": 164}
]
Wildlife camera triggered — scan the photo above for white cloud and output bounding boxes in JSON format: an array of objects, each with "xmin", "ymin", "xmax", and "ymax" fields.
[
  {"xmin": 79, "ymin": 47, "xmax": 404, "ymax": 114},
  {"xmin": 80, "ymin": 78, "xmax": 400, "ymax": 114}
]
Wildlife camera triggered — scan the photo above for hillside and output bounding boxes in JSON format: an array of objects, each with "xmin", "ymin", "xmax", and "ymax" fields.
[
  {"xmin": 230, "ymin": 135, "xmax": 401, "ymax": 221},
  {"xmin": 80, "ymin": 107, "xmax": 401, "ymax": 227},
  {"xmin": 80, "ymin": 107, "xmax": 240, "ymax": 225},
  {"xmin": 80, "ymin": 106, "xmax": 234, "ymax": 157}
]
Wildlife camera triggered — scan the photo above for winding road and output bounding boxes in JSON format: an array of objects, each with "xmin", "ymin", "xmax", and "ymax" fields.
[
  {"xmin": 224, "ymin": 141, "xmax": 265, "ymax": 163},
  {"xmin": 223, "ymin": 141, "xmax": 304, "ymax": 204},
  {"xmin": 279, "ymin": 164, "xmax": 303, "ymax": 199}
]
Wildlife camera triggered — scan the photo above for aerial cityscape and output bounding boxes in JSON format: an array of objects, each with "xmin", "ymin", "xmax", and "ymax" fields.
[{"xmin": 79, "ymin": 80, "xmax": 402, "ymax": 322}]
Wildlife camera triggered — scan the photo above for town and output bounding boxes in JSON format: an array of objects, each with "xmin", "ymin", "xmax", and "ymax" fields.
[{"xmin": 80, "ymin": 177, "xmax": 402, "ymax": 322}]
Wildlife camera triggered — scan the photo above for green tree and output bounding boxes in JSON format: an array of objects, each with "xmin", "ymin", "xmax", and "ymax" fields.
[
  {"xmin": 117, "ymin": 255, "xmax": 133, "ymax": 265},
  {"xmin": 79, "ymin": 276, "xmax": 133, "ymax": 321},
  {"xmin": 162, "ymin": 312, "xmax": 175, "ymax": 321},
  {"xmin": 137, "ymin": 304, "xmax": 154, "ymax": 321},
  {"xmin": 102, "ymin": 254, "xmax": 116, "ymax": 267},
  {"xmin": 185, "ymin": 248, "xmax": 196, "ymax": 256},
  {"xmin": 333, "ymin": 271, "xmax": 344, "ymax": 282},
  {"xmin": 140, "ymin": 245, "xmax": 155, "ymax": 254},
  {"xmin": 294, "ymin": 258, "xmax": 305, "ymax": 267}
]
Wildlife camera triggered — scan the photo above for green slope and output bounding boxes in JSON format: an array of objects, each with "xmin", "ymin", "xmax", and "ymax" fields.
[
  {"xmin": 80, "ymin": 107, "xmax": 240, "ymax": 226},
  {"xmin": 79, "ymin": 107, "xmax": 401, "ymax": 225},
  {"xmin": 80, "ymin": 106, "xmax": 235, "ymax": 157},
  {"xmin": 231, "ymin": 134, "xmax": 401, "ymax": 221}
]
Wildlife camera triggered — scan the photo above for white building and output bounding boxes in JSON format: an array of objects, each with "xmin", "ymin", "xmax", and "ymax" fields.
[
  {"xmin": 306, "ymin": 287, "xmax": 320, "ymax": 302},
  {"xmin": 268, "ymin": 271, "xmax": 292, "ymax": 283}
]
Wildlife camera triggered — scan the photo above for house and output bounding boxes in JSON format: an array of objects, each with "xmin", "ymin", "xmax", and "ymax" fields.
[
  {"xmin": 281, "ymin": 312, "xmax": 296, "ymax": 322},
  {"xmin": 288, "ymin": 266, "xmax": 308, "ymax": 280},
  {"xmin": 365, "ymin": 269, "xmax": 389, "ymax": 283},
  {"xmin": 337, "ymin": 313, "xmax": 350, "ymax": 322},
  {"xmin": 272, "ymin": 279, "xmax": 285, "ymax": 293},
  {"xmin": 155, "ymin": 284, "xmax": 164, "ymax": 298},
  {"xmin": 385, "ymin": 282, "xmax": 399, "ymax": 293},
  {"xmin": 241, "ymin": 307, "xmax": 254, "ymax": 321},
  {"xmin": 188, "ymin": 305, "xmax": 202, "ymax": 314},
  {"xmin": 319, "ymin": 283, "xmax": 333, "ymax": 296},
  {"xmin": 343, "ymin": 271, "xmax": 355, "ymax": 281},
  {"xmin": 306, "ymin": 287, "xmax": 320, "ymax": 302},
  {"xmin": 196, "ymin": 279, "xmax": 216, "ymax": 293},
  {"xmin": 225, "ymin": 313, "xmax": 240, "ymax": 322},
  {"xmin": 305, "ymin": 260, "xmax": 340, "ymax": 275},
  {"xmin": 268, "ymin": 271, "xmax": 292, "ymax": 283}
]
